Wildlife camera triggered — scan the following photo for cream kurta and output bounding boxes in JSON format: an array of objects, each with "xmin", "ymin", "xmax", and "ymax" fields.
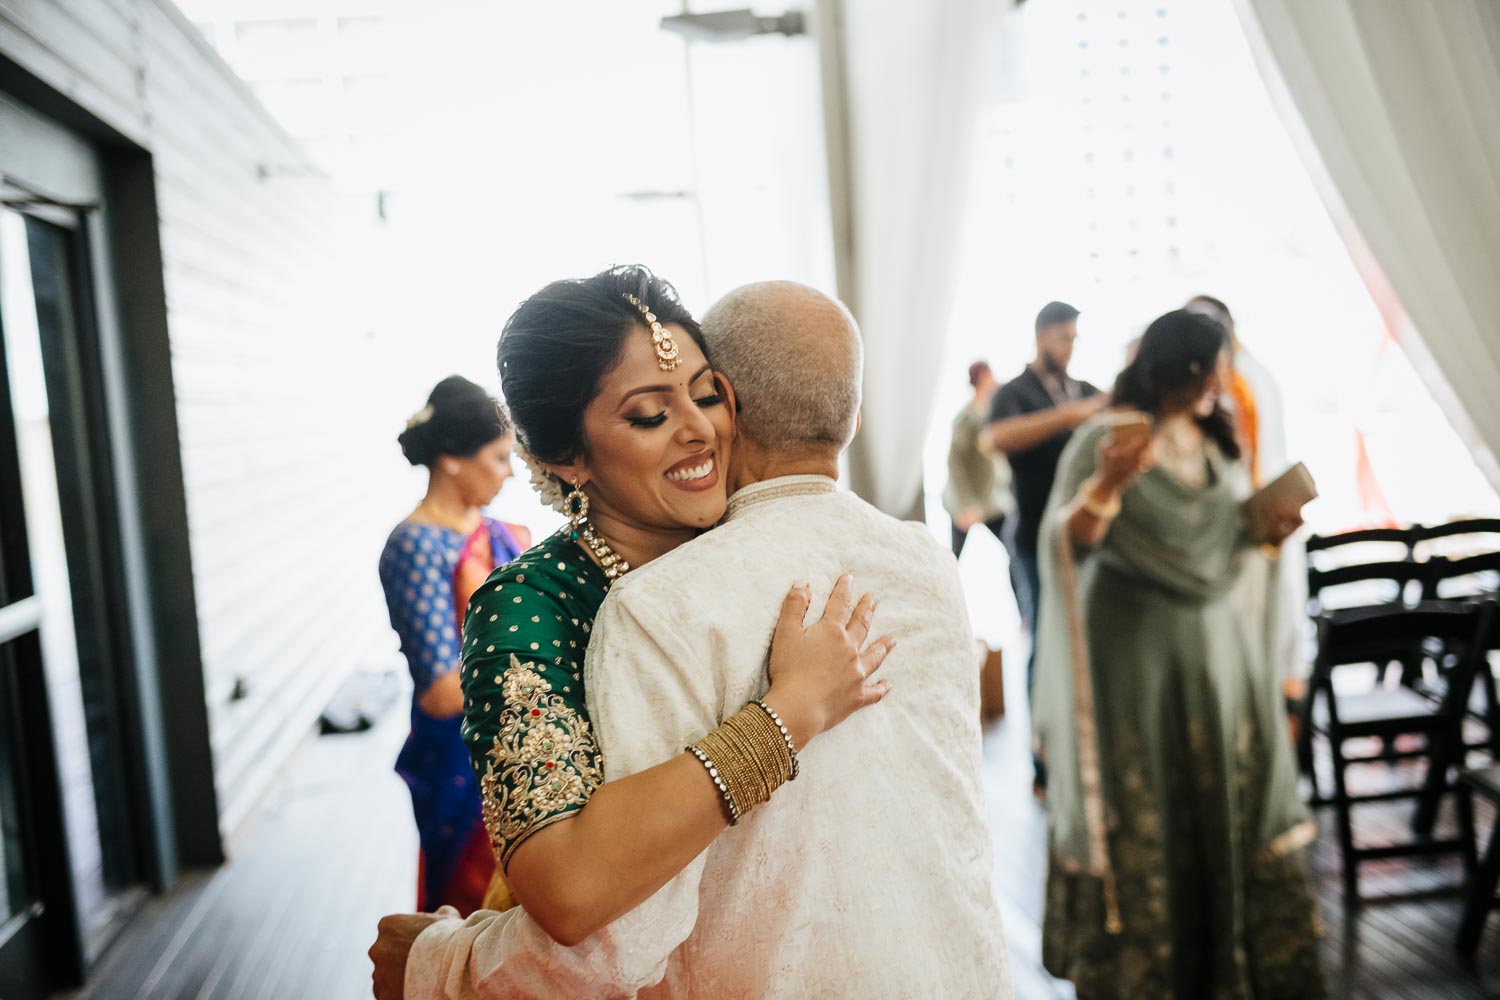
[{"xmin": 406, "ymin": 475, "xmax": 1012, "ymax": 999}]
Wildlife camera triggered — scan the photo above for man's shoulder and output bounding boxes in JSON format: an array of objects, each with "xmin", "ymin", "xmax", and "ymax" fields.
[
  {"xmin": 991, "ymin": 371, "xmax": 1042, "ymax": 417},
  {"xmin": 603, "ymin": 515, "xmax": 766, "ymax": 611},
  {"xmin": 611, "ymin": 491, "xmax": 948, "ymax": 598}
]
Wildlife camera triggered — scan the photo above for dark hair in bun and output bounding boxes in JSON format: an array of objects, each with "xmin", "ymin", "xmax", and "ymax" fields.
[
  {"xmin": 397, "ymin": 375, "xmax": 510, "ymax": 468},
  {"xmin": 497, "ymin": 265, "xmax": 706, "ymax": 466},
  {"xmin": 1112, "ymin": 309, "xmax": 1240, "ymax": 461}
]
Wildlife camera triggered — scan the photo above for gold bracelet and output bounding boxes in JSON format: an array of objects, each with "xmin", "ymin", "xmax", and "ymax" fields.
[
  {"xmin": 1079, "ymin": 481, "xmax": 1121, "ymax": 520},
  {"xmin": 685, "ymin": 744, "xmax": 740, "ymax": 824},
  {"xmin": 751, "ymin": 699, "xmax": 800, "ymax": 780},
  {"xmin": 689, "ymin": 703, "xmax": 795, "ymax": 821}
]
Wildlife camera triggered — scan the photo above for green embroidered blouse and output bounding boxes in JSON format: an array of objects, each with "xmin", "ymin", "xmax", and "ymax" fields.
[{"xmin": 459, "ymin": 527, "xmax": 610, "ymax": 869}]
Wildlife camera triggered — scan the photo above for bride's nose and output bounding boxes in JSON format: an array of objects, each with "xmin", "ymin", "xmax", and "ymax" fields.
[{"xmin": 676, "ymin": 400, "xmax": 714, "ymax": 445}]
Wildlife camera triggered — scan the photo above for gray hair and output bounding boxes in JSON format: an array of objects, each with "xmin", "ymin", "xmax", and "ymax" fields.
[{"xmin": 700, "ymin": 281, "xmax": 862, "ymax": 452}]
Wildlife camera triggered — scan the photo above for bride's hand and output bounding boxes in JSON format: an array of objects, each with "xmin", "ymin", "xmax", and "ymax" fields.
[{"xmin": 760, "ymin": 575, "xmax": 896, "ymax": 749}]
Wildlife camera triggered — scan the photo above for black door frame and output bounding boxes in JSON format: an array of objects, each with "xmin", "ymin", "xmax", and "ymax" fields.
[{"xmin": 0, "ymin": 54, "xmax": 221, "ymax": 989}]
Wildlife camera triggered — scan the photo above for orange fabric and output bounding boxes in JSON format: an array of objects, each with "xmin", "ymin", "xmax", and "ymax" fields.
[
  {"xmin": 1354, "ymin": 429, "xmax": 1398, "ymax": 528},
  {"xmin": 1228, "ymin": 369, "xmax": 1261, "ymax": 487}
]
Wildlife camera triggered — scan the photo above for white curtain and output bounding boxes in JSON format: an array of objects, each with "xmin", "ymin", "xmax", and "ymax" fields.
[
  {"xmin": 1232, "ymin": 0, "xmax": 1500, "ymax": 488},
  {"xmin": 834, "ymin": 0, "xmax": 1004, "ymax": 518}
]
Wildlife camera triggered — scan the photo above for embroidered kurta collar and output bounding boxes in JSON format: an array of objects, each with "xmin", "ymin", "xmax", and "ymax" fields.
[{"xmin": 725, "ymin": 475, "xmax": 837, "ymax": 522}]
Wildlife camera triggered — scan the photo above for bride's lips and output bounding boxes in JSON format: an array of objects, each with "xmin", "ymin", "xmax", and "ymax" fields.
[{"xmin": 663, "ymin": 450, "xmax": 720, "ymax": 493}]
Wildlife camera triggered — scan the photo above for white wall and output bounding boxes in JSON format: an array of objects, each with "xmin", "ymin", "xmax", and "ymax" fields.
[{"xmin": 0, "ymin": 0, "xmax": 408, "ymax": 844}]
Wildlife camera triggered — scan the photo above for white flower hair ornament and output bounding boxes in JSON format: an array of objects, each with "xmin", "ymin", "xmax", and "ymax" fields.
[{"xmin": 515, "ymin": 442, "xmax": 569, "ymax": 514}]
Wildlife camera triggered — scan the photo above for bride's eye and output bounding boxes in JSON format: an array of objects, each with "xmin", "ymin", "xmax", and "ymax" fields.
[
  {"xmin": 694, "ymin": 393, "xmax": 724, "ymax": 407},
  {"xmin": 627, "ymin": 412, "xmax": 668, "ymax": 428}
]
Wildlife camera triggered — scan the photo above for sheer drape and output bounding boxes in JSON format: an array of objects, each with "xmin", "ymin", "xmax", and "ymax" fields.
[
  {"xmin": 1232, "ymin": 0, "xmax": 1500, "ymax": 486},
  {"xmin": 836, "ymin": 0, "xmax": 1003, "ymax": 517}
]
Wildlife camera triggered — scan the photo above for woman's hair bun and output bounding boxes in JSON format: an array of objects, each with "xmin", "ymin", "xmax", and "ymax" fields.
[{"xmin": 397, "ymin": 375, "xmax": 510, "ymax": 467}]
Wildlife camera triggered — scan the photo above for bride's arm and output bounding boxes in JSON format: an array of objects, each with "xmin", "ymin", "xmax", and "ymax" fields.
[{"xmin": 487, "ymin": 576, "xmax": 890, "ymax": 947}]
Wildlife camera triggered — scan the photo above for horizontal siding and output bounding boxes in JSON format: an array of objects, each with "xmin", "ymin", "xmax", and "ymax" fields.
[
  {"xmin": 137, "ymin": 0, "xmax": 406, "ymax": 834},
  {"xmin": 0, "ymin": 0, "xmax": 147, "ymax": 140},
  {"xmin": 2, "ymin": 0, "xmax": 411, "ymax": 855}
]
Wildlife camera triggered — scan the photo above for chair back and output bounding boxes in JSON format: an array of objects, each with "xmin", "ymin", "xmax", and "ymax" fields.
[
  {"xmin": 1413, "ymin": 518, "xmax": 1500, "ymax": 561},
  {"xmin": 1314, "ymin": 601, "xmax": 1495, "ymax": 718},
  {"xmin": 1307, "ymin": 526, "xmax": 1417, "ymax": 560},
  {"xmin": 1424, "ymin": 552, "xmax": 1500, "ymax": 603},
  {"xmin": 1308, "ymin": 560, "xmax": 1426, "ymax": 614}
]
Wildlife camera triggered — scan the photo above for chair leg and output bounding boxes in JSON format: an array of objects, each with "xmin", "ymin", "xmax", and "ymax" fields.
[
  {"xmin": 1331, "ymin": 734, "xmax": 1359, "ymax": 907},
  {"xmin": 1456, "ymin": 810, "xmax": 1500, "ymax": 956},
  {"xmin": 1484, "ymin": 662, "xmax": 1500, "ymax": 758},
  {"xmin": 1415, "ymin": 725, "xmax": 1462, "ymax": 837},
  {"xmin": 1299, "ymin": 726, "xmax": 1320, "ymax": 802},
  {"xmin": 1459, "ymin": 785, "xmax": 1478, "ymax": 875}
]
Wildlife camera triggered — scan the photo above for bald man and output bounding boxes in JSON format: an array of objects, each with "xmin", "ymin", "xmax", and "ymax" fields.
[{"xmin": 376, "ymin": 282, "xmax": 1012, "ymax": 999}]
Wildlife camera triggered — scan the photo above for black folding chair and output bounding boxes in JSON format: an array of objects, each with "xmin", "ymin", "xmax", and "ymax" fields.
[
  {"xmin": 1421, "ymin": 555, "xmax": 1500, "ymax": 757},
  {"xmin": 1302, "ymin": 601, "xmax": 1494, "ymax": 906}
]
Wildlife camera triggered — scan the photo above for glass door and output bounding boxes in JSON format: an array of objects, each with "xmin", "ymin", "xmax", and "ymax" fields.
[{"xmin": 0, "ymin": 205, "xmax": 82, "ymax": 999}]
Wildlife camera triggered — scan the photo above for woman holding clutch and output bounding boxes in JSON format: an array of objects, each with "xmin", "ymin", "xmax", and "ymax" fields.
[{"xmin": 1033, "ymin": 309, "xmax": 1324, "ymax": 998}]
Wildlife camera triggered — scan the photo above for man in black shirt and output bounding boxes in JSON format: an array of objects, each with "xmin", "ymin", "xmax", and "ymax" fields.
[{"xmin": 988, "ymin": 301, "xmax": 1106, "ymax": 694}]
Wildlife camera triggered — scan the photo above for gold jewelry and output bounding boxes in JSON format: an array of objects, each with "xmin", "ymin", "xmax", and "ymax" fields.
[
  {"xmin": 564, "ymin": 481, "xmax": 631, "ymax": 581},
  {"xmin": 564, "ymin": 480, "xmax": 590, "ymax": 525},
  {"xmin": 622, "ymin": 292, "xmax": 682, "ymax": 372},
  {"xmin": 687, "ymin": 745, "xmax": 740, "ymax": 824},
  {"xmin": 689, "ymin": 703, "xmax": 795, "ymax": 822},
  {"xmin": 1079, "ymin": 480, "xmax": 1122, "ymax": 521},
  {"xmin": 751, "ymin": 699, "xmax": 800, "ymax": 780}
]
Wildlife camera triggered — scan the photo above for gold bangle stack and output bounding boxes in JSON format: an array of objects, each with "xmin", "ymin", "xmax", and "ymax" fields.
[
  {"xmin": 1079, "ymin": 477, "xmax": 1122, "ymax": 521},
  {"xmin": 688, "ymin": 702, "xmax": 797, "ymax": 825}
]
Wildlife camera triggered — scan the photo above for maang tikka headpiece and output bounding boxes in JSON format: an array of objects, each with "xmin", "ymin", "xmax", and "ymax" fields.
[{"xmin": 623, "ymin": 292, "xmax": 681, "ymax": 372}]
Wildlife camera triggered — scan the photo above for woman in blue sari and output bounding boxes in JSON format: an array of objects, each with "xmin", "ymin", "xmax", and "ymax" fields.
[{"xmin": 379, "ymin": 375, "xmax": 531, "ymax": 915}]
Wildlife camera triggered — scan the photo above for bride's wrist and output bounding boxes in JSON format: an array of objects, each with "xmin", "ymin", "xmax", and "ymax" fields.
[{"xmin": 759, "ymin": 688, "xmax": 818, "ymax": 750}]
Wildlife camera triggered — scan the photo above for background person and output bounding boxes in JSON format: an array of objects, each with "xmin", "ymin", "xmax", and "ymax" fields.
[
  {"xmin": 944, "ymin": 360, "xmax": 1014, "ymax": 559},
  {"xmin": 378, "ymin": 375, "xmax": 530, "ymax": 915},
  {"xmin": 1033, "ymin": 310, "xmax": 1322, "ymax": 998}
]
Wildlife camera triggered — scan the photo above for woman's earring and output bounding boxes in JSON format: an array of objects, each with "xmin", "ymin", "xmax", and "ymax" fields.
[{"xmin": 565, "ymin": 481, "xmax": 589, "ymax": 539}]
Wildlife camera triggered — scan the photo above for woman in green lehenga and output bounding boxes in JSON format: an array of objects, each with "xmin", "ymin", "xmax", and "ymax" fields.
[{"xmin": 1033, "ymin": 309, "xmax": 1326, "ymax": 999}]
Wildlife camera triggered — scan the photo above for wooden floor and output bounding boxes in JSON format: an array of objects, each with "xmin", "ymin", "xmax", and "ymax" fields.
[
  {"xmin": 59, "ymin": 699, "xmax": 417, "ymax": 1000},
  {"xmin": 56, "ymin": 576, "xmax": 1500, "ymax": 999}
]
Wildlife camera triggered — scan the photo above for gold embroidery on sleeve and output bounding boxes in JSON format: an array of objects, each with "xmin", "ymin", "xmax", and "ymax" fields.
[{"xmin": 479, "ymin": 654, "xmax": 603, "ymax": 866}]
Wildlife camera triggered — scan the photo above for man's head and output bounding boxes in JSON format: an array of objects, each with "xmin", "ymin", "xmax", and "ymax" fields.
[
  {"xmin": 1184, "ymin": 294, "xmax": 1237, "ymax": 344},
  {"xmin": 700, "ymin": 281, "xmax": 862, "ymax": 472},
  {"xmin": 1034, "ymin": 301, "xmax": 1080, "ymax": 376},
  {"xmin": 968, "ymin": 360, "xmax": 997, "ymax": 398}
]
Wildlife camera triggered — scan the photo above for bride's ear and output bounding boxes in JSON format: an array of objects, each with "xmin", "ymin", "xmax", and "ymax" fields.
[
  {"xmin": 714, "ymin": 372, "xmax": 740, "ymax": 440},
  {"xmin": 545, "ymin": 459, "xmax": 588, "ymax": 491}
]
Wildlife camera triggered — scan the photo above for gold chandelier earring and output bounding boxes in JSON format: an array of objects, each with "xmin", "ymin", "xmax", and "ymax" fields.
[
  {"xmin": 563, "ymin": 479, "xmax": 630, "ymax": 581},
  {"xmin": 564, "ymin": 480, "xmax": 590, "ymax": 540}
]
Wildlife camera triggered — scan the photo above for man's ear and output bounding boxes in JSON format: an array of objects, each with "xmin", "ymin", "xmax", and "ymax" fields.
[{"xmin": 714, "ymin": 372, "xmax": 740, "ymax": 438}]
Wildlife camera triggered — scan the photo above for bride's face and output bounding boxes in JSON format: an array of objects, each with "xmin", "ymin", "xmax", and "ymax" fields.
[{"xmin": 561, "ymin": 326, "xmax": 733, "ymax": 532}]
